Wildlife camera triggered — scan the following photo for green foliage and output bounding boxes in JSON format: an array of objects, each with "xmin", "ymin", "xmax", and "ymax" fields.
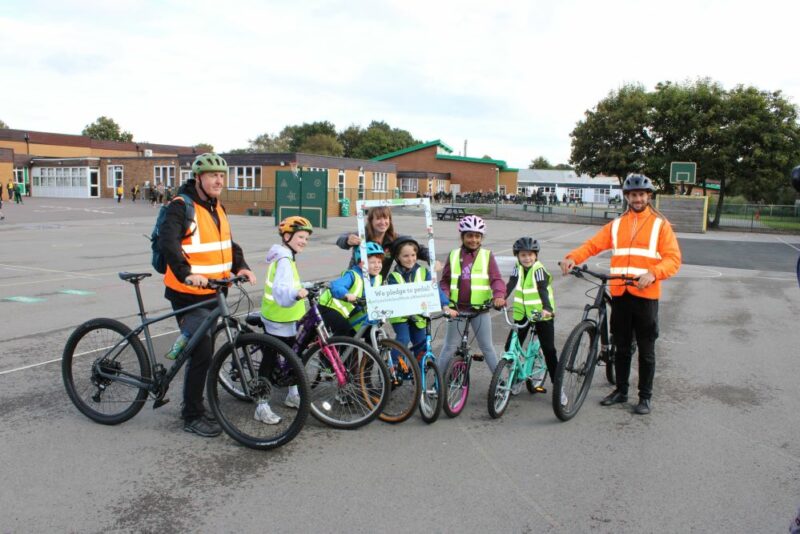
[
  {"xmin": 193, "ymin": 143, "xmax": 214, "ymax": 153},
  {"xmin": 249, "ymin": 132, "xmax": 291, "ymax": 153},
  {"xmin": 570, "ymin": 80, "xmax": 800, "ymax": 225},
  {"xmin": 339, "ymin": 121, "xmax": 419, "ymax": 159},
  {"xmin": 529, "ymin": 156, "xmax": 552, "ymax": 169},
  {"xmin": 282, "ymin": 121, "xmax": 337, "ymax": 152},
  {"xmin": 0, "ymin": 119, "xmax": 8, "ymax": 129},
  {"xmin": 81, "ymin": 116, "xmax": 134, "ymax": 142},
  {"xmin": 297, "ymin": 133, "xmax": 344, "ymax": 157}
]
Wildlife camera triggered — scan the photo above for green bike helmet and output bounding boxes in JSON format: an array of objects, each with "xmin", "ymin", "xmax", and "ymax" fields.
[{"xmin": 192, "ymin": 153, "xmax": 228, "ymax": 178}]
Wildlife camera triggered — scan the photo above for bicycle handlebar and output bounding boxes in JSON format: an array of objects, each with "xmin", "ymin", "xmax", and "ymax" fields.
[
  {"xmin": 500, "ymin": 307, "xmax": 544, "ymax": 329},
  {"xmin": 203, "ymin": 274, "xmax": 250, "ymax": 289},
  {"xmin": 559, "ymin": 263, "xmax": 637, "ymax": 285}
]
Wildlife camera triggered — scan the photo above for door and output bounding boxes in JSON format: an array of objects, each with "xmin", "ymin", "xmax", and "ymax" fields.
[{"xmin": 89, "ymin": 169, "xmax": 100, "ymax": 198}]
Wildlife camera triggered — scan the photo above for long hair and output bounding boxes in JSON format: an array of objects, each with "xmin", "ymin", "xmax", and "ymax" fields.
[{"xmin": 366, "ymin": 206, "xmax": 397, "ymax": 244}]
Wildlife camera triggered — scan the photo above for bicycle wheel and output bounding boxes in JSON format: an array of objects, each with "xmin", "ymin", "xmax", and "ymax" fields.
[
  {"xmin": 553, "ymin": 320, "xmax": 598, "ymax": 422},
  {"xmin": 377, "ymin": 339, "xmax": 421, "ymax": 424},
  {"xmin": 418, "ymin": 356, "xmax": 442, "ymax": 424},
  {"xmin": 213, "ymin": 319, "xmax": 257, "ymax": 401},
  {"xmin": 526, "ymin": 348, "xmax": 548, "ymax": 393},
  {"xmin": 487, "ymin": 358, "xmax": 513, "ymax": 419},
  {"xmin": 443, "ymin": 356, "xmax": 470, "ymax": 418},
  {"xmin": 207, "ymin": 333, "xmax": 308, "ymax": 450},
  {"xmin": 303, "ymin": 336, "xmax": 390, "ymax": 429},
  {"xmin": 62, "ymin": 318, "xmax": 151, "ymax": 425}
]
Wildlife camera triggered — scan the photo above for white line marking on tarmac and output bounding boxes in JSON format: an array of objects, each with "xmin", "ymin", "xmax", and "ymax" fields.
[
  {"xmin": 773, "ymin": 235, "xmax": 800, "ymax": 252},
  {"xmin": 0, "ymin": 263, "xmax": 97, "ymax": 277}
]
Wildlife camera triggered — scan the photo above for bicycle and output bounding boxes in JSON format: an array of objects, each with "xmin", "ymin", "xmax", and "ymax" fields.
[
  {"xmin": 62, "ymin": 272, "xmax": 309, "ymax": 450},
  {"xmin": 213, "ymin": 282, "xmax": 391, "ymax": 430},
  {"xmin": 415, "ymin": 312, "xmax": 446, "ymax": 424},
  {"xmin": 487, "ymin": 308, "xmax": 548, "ymax": 419},
  {"xmin": 441, "ymin": 302, "xmax": 495, "ymax": 418},
  {"xmin": 352, "ymin": 298, "xmax": 421, "ymax": 424},
  {"xmin": 552, "ymin": 264, "xmax": 636, "ymax": 422}
]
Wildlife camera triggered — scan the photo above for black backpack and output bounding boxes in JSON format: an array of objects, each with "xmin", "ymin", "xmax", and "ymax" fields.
[{"xmin": 149, "ymin": 193, "xmax": 195, "ymax": 274}]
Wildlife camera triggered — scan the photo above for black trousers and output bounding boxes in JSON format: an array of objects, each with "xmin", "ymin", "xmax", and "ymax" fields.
[
  {"xmin": 172, "ymin": 303, "xmax": 215, "ymax": 420},
  {"xmin": 610, "ymin": 292, "xmax": 659, "ymax": 400},
  {"xmin": 504, "ymin": 318, "xmax": 558, "ymax": 383}
]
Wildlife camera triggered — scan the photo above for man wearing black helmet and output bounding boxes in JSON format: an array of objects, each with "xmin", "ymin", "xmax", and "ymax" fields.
[{"xmin": 560, "ymin": 174, "xmax": 681, "ymax": 415}]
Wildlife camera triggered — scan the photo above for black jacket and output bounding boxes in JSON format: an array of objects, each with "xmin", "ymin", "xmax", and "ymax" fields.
[{"xmin": 159, "ymin": 180, "xmax": 249, "ymax": 306}]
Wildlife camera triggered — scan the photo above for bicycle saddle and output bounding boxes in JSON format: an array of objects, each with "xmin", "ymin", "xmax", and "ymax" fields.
[{"xmin": 118, "ymin": 272, "xmax": 152, "ymax": 283}]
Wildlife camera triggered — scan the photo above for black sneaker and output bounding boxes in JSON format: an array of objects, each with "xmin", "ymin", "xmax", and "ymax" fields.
[
  {"xmin": 184, "ymin": 416, "xmax": 222, "ymax": 437},
  {"xmin": 633, "ymin": 398, "xmax": 652, "ymax": 415}
]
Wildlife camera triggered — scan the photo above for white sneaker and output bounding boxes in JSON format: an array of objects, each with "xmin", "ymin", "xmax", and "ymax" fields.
[
  {"xmin": 560, "ymin": 390, "xmax": 568, "ymax": 406},
  {"xmin": 254, "ymin": 402, "xmax": 281, "ymax": 425},
  {"xmin": 510, "ymin": 382, "xmax": 523, "ymax": 396},
  {"xmin": 284, "ymin": 393, "xmax": 301, "ymax": 409}
]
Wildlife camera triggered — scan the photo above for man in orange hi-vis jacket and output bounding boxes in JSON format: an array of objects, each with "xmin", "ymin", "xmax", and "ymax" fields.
[{"xmin": 560, "ymin": 175, "xmax": 681, "ymax": 415}]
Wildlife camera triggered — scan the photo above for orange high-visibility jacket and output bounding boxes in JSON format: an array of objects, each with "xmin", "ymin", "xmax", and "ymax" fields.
[
  {"xmin": 565, "ymin": 206, "xmax": 681, "ymax": 299},
  {"xmin": 164, "ymin": 203, "xmax": 233, "ymax": 296}
]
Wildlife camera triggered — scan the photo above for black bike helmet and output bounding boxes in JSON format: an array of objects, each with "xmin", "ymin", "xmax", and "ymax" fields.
[
  {"xmin": 623, "ymin": 174, "xmax": 656, "ymax": 192},
  {"xmin": 791, "ymin": 165, "xmax": 800, "ymax": 194},
  {"xmin": 390, "ymin": 235, "xmax": 420, "ymax": 259},
  {"xmin": 512, "ymin": 237, "xmax": 540, "ymax": 255}
]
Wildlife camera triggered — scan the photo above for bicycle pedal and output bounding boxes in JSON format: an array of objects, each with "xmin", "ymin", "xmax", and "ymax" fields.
[
  {"xmin": 153, "ymin": 397, "xmax": 170, "ymax": 409},
  {"xmin": 534, "ymin": 386, "xmax": 547, "ymax": 394},
  {"xmin": 472, "ymin": 354, "xmax": 484, "ymax": 362}
]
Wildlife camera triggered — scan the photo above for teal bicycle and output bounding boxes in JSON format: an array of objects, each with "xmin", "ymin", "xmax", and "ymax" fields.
[{"xmin": 487, "ymin": 307, "xmax": 548, "ymax": 419}]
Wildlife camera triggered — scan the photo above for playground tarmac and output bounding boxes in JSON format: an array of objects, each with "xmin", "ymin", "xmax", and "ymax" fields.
[{"xmin": 0, "ymin": 197, "xmax": 798, "ymax": 532}]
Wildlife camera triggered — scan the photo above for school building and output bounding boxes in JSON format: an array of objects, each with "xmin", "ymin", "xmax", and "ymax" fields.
[
  {"xmin": 372, "ymin": 140, "xmax": 519, "ymax": 196},
  {"xmin": 517, "ymin": 169, "xmax": 623, "ymax": 203}
]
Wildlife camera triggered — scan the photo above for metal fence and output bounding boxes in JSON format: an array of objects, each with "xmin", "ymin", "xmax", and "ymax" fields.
[{"xmin": 709, "ymin": 202, "xmax": 800, "ymax": 232}]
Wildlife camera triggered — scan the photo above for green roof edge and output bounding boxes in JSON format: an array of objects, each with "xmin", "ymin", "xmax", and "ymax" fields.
[
  {"xmin": 436, "ymin": 154, "xmax": 509, "ymax": 169},
  {"xmin": 372, "ymin": 139, "xmax": 453, "ymax": 161}
]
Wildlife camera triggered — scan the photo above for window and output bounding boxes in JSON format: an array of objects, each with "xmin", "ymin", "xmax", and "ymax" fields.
[
  {"xmin": 107, "ymin": 165, "xmax": 123, "ymax": 188},
  {"xmin": 567, "ymin": 187, "xmax": 580, "ymax": 200},
  {"xmin": 437, "ymin": 179, "xmax": 446, "ymax": 193},
  {"xmin": 595, "ymin": 188, "xmax": 610, "ymax": 203},
  {"xmin": 358, "ymin": 171, "xmax": 365, "ymax": 200},
  {"xmin": 337, "ymin": 169, "xmax": 345, "ymax": 200},
  {"xmin": 499, "ymin": 185, "xmax": 507, "ymax": 195},
  {"xmin": 399, "ymin": 178, "xmax": 417, "ymax": 193},
  {"xmin": 180, "ymin": 170, "xmax": 191, "ymax": 185},
  {"xmin": 228, "ymin": 166, "xmax": 261, "ymax": 189},
  {"xmin": 154, "ymin": 166, "xmax": 176, "ymax": 187},
  {"xmin": 305, "ymin": 166, "xmax": 327, "ymax": 173},
  {"xmin": 372, "ymin": 172, "xmax": 387, "ymax": 192}
]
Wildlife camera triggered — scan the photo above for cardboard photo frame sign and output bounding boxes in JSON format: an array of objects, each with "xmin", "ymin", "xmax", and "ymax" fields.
[{"xmin": 355, "ymin": 198, "xmax": 441, "ymax": 322}]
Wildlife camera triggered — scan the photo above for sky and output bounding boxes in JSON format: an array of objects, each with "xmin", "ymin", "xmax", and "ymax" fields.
[{"xmin": 1, "ymin": 0, "xmax": 799, "ymax": 168}]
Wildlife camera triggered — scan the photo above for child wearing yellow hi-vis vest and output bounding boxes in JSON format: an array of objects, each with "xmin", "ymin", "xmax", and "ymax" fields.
[
  {"xmin": 504, "ymin": 237, "xmax": 558, "ymax": 397},
  {"xmin": 387, "ymin": 237, "xmax": 456, "ymax": 363},
  {"xmin": 257, "ymin": 216, "xmax": 314, "ymax": 425},
  {"xmin": 318, "ymin": 241, "xmax": 385, "ymax": 336}
]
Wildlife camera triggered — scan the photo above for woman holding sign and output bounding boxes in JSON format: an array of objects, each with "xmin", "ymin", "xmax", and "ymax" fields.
[{"xmin": 336, "ymin": 206, "xmax": 433, "ymax": 279}]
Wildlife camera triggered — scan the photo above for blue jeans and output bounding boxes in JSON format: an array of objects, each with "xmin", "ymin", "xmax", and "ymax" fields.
[{"xmin": 391, "ymin": 320, "xmax": 426, "ymax": 364}]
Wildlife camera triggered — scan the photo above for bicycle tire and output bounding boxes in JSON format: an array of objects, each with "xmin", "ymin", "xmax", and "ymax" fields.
[
  {"xmin": 62, "ymin": 318, "xmax": 151, "ymax": 425},
  {"xmin": 443, "ymin": 356, "xmax": 469, "ymax": 418},
  {"xmin": 207, "ymin": 333, "xmax": 309, "ymax": 450},
  {"xmin": 377, "ymin": 339, "xmax": 421, "ymax": 424},
  {"xmin": 418, "ymin": 356, "xmax": 442, "ymax": 424},
  {"xmin": 553, "ymin": 320, "xmax": 598, "ymax": 422},
  {"xmin": 487, "ymin": 358, "xmax": 513, "ymax": 419},
  {"xmin": 213, "ymin": 319, "xmax": 257, "ymax": 400},
  {"xmin": 525, "ymin": 347, "xmax": 549, "ymax": 394},
  {"xmin": 303, "ymin": 336, "xmax": 390, "ymax": 429}
]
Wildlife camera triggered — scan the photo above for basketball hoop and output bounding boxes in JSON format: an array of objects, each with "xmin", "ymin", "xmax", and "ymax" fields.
[{"xmin": 289, "ymin": 162, "xmax": 299, "ymax": 179}]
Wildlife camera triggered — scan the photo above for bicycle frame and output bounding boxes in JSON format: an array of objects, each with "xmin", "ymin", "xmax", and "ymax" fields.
[
  {"xmin": 293, "ymin": 286, "xmax": 348, "ymax": 387},
  {"xmin": 93, "ymin": 277, "xmax": 246, "ymax": 399},
  {"xmin": 501, "ymin": 309, "xmax": 544, "ymax": 383}
]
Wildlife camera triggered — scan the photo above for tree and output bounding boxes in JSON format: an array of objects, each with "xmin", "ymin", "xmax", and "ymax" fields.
[
  {"xmin": 339, "ymin": 121, "xmax": 419, "ymax": 159},
  {"xmin": 297, "ymin": 133, "xmax": 344, "ymax": 156},
  {"xmin": 280, "ymin": 121, "xmax": 338, "ymax": 152},
  {"xmin": 529, "ymin": 157, "xmax": 553, "ymax": 169},
  {"xmin": 193, "ymin": 143, "xmax": 214, "ymax": 153},
  {"xmin": 570, "ymin": 80, "xmax": 800, "ymax": 226},
  {"xmin": 554, "ymin": 163, "xmax": 574, "ymax": 170},
  {"xmin": 249, "ymin": 132, "xmax": 291, "ymax": 152},
  {"xmin": 0, "ymin": 119, "xmax": 8, "ymax": 129},
  {"xmin": 570, "ymin": 84, "xmax": 652, "ymax": 185},
  {"xmin": 82, "ymin": 116, "xmax": 134, "ymax": 142}
]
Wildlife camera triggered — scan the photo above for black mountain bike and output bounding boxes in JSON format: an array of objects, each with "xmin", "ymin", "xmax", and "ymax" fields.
[
  {"xmin": 552, "ymin": 264, "xmax": 636, "ymax": 421},
  {"xmin": 62, "ymin": 272, "xmax": 309, "ymax": 450}
]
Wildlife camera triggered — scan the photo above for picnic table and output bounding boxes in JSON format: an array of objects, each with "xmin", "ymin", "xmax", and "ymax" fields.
[{"xmin": 436, "ymin": 206, "xmax": 471, "ymax": 221}]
